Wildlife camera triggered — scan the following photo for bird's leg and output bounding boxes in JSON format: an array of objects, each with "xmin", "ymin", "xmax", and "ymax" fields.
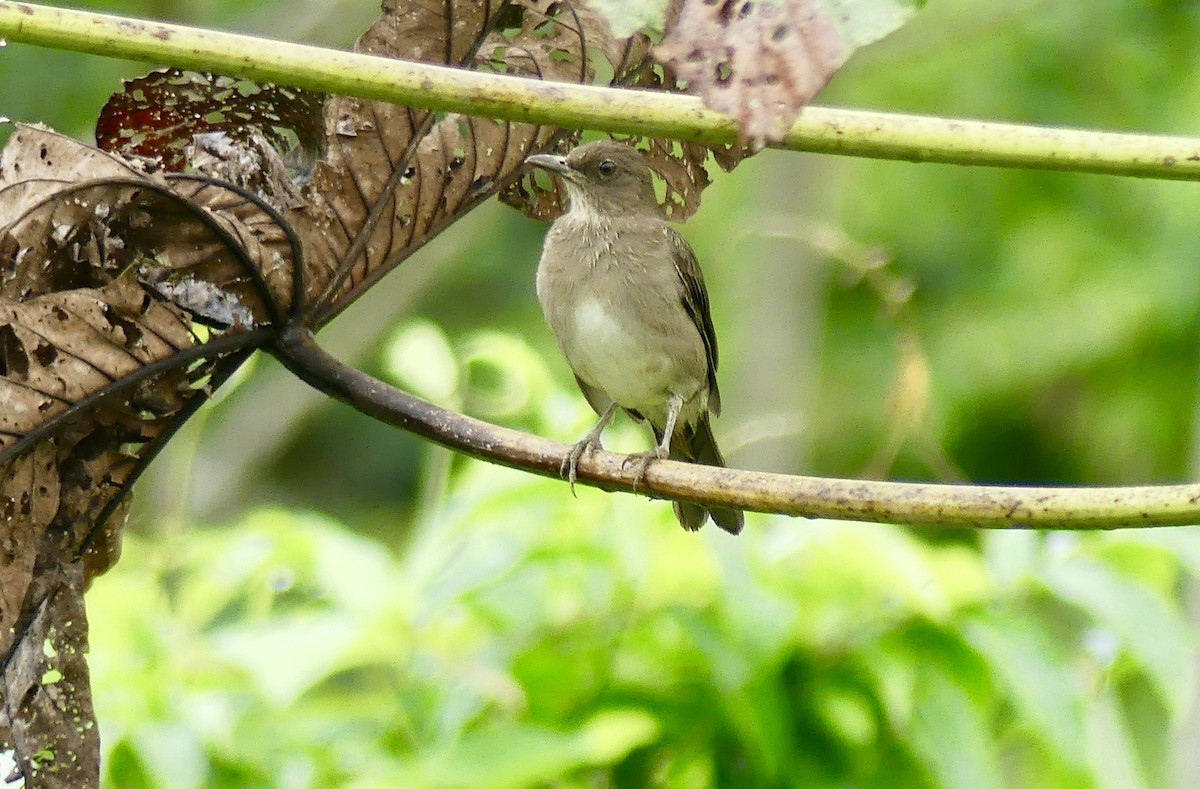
[
  {"xmin": 624, "ymin": 393, "xmax": 683, "ymax": 490},
  {"xmin": 565, "ymin": 402, "xmax": 618, "ymax": 495}
]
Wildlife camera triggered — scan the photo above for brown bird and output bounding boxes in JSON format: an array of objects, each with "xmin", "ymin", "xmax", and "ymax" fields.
[{"xmin": 526, "ymin": 140, "xmax": 743, "ymax": 534}]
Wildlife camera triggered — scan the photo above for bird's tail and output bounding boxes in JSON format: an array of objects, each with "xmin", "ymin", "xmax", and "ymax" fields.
[{"xmin": 665, "ymin": 415, "xmax": 744, "ymax": 535}]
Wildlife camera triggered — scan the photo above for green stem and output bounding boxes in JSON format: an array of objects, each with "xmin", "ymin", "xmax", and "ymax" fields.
[{"xmin": 2, "ymin": 1, "xmax": 1199, "ymax": 179}]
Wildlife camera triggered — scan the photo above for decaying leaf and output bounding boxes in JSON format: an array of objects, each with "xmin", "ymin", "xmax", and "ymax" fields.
[
  {"xmin": 95, "ymin": 68, "xmax": 325, "ymax": 177},
  {"xmin": 653, "ymin": 0, "xmax": 924, "ymax": 144},
  {"xmin": 657, "ymin": 0, "xmax": 844, "ymax": 145},
  {"xmin": 495, "ymin": 10, "xmax": 748, "ymax": 222},
  {"xmin": 0, "ymin": 551, "xmax": 97, "ymax": 789},
  {"xmin": 296, "ymin": 0, "xmax": 665, "ymax": 320},
  {"xmin": 0, "ymin": 123, "xmax": 272, "ymax": 785}
]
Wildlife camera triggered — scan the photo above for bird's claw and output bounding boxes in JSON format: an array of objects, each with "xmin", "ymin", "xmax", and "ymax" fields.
[
  {"xmin": 563, "ymin": 436, "xmax": 602, "ymax": 496},
  {"xmin": 621, "ymin": 446, "xmax": 668, "ymax": 492}
]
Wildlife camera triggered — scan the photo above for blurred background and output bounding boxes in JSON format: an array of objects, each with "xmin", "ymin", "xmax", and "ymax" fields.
[{"xmin": 4, "ymin": 0, "xmax": 1200, "ymax": 786}]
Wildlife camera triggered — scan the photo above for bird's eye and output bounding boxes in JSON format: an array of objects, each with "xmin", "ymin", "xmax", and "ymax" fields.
[{"xmin": 597, "ymin": 159, "xmax": 616, "ymax": 177}]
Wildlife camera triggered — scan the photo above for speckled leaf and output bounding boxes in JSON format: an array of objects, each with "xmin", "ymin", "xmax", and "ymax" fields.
[
  {"xmin": 499, "ymin": 36, "xmax": 742, "ymax": 222},
  {"xmin": 0, "ymin": 556, "xmax": 97, "ymax": 789},
  {"xmin": 96, "ymin": 68, "xmax": 324, "ymax": 175},
  {"xmin": 656, "ymin": 0, "xmax": 922, "ymax": 143},
  {"xmin": 0, "ymin": 123, "xmax": 274, "ymax": 786},
  {"xmin": 298, "ymin": 0, "xmax": 657, "ymax": 320}
]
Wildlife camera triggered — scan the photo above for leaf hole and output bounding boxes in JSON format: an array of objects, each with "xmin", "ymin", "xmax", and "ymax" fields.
[
  {"xmin": 33, "ymin": 343, "xmax": 56, "ymax": 367},
  {"xmin": 494, "ymin": 3, "xmax": 524, "ymax": 36},
  {"xmin": 0, "ymin": 324, "xmax": 27, "ymax": 379}
]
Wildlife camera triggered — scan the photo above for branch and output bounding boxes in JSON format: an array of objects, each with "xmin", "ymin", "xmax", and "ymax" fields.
[
  {"xmin": 2, "ymin": 2, "xmax": 1200, "ymax": 179},
  {"xmin": 273, "ymin": 327, "xmax": 1200, "ymax": 530}
]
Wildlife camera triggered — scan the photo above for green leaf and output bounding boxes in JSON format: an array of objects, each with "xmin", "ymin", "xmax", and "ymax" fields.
[
  {"xmin": 170, "ymin": 508, "xmax": 399, "ymax": 628},
  {"xmin": 758, "ymin": 521, "xmax": 986, "ymax": 641},
  {"xmin": 383, "ymin": 319, "xmax": 460, "ymax": 406},
  {"xmin": 1087, "ymin": 684, "xmax": 1150, "ymax": 789},
  {"xmin": 1042, "ymin": 556, "xmax": 1193, "ymax": 714},
  {"xmin": 130, "ymin": 724, "xmax": 209, "ymax": 789},
  {"xmin": 212, "ymin": 612, "xmax": 363, "ymax": 707},
  {"xmin": 964, "ymin": 612, "xmax": 1087, "ymax": 769},
  {"xmin": 982, "ymin": 531, "xmax": 1041, "ymax": 589},
  {"xmin": 819, "ymin": 0, "xmax": 926, "ymax": 50},
  {"xmin": 1109, "ymin": 528, "xmax": 1200, "ymax": 583},
  {"xmin": 718, "ymin": 668, "xmax": 795, "ymax": 781},
  {"xmin": 577, "ymin": 709, "xmax": 661, "ymax": 761},
  {"xmin": 460, "ymin": 331, "xmax": 557, "ymax": 421},
  {"xmin": 394, "ymin": 710, "xmax": 659, "ymax": 788},
  {"xmin": 908, "ymin": 665, "xmax": 1000, "ymax": 789}
]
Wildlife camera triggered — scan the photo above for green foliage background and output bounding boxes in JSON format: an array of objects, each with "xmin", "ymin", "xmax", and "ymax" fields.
[{"xmin": 4, "ymin": 1, "xmax": 1200, "ymax": 787}]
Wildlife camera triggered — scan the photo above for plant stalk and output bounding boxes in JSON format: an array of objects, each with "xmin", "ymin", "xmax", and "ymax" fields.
[{"xmin": 1, "ymin": 2, "xmax": 1199, "ymax": 179}]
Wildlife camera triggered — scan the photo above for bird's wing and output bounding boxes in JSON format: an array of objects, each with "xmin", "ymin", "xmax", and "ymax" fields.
[{"xmin": 666, "ymin": 226, "xmax": 721, "ymax": 416}]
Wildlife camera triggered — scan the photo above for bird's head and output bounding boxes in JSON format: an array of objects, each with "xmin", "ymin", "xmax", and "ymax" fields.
[{"xmin": 525, "ymin": 141, "xmax": 658, "ymax": 218}]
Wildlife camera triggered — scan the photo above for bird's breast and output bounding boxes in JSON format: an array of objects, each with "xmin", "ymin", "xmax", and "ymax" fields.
[{"xmin": 535, "ymin": 218, "xmax": 708, "ymax": 421}]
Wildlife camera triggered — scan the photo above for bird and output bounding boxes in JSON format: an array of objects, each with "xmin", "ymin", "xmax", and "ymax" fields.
[{"xmin": 525, "ymin": 140, "xmax": 743, "ymax": 534}]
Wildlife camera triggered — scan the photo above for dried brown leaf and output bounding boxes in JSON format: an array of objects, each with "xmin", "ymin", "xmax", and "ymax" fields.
[
  {"xmin": 0, "ymin": 122, "xmax": 274, "ymax": 784},
  {"xmin": 656, "ymin": 0, "xmax": 844, "ymax": 144},
  {"xmin": 0, "ymin": 554, "xmax": 97, "ymax": 789},
  {"xmin": 0, "ymin": 124, "xmax": 273, "ymax": 552},
  {"xmin": 297, "ymin": 0, "xmax": 658, "ymax": 319},
  {"xmin": 95, "ymin": 68, "xmax": 325, "ymax": 176},
  {"xmin": 498, "ymin": 24, "xmax": 746, "ymax": 222},
  {"xmin": 6, "ymin": 126, "xmax": 302, "ymax": 326},
  {"xmin": 137, "ymin": 176, "xmax": 303, "ymax": 323}
]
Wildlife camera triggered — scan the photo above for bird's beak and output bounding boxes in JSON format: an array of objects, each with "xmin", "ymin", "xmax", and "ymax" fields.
[{"xmin": 525, "ymin": 153, "xmax": 572, "ymax": 176}]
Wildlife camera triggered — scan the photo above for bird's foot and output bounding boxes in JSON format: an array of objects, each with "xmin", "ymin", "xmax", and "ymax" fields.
[
  {"xmin": 622, "ymin": 446, "xmax": 668, "ymax": 492},
  {"xmin": 563, "ymin": 435, "xmax": 603, "ymax": 496}
]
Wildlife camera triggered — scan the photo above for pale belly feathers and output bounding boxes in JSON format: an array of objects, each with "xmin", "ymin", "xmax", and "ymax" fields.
[
  {"xmin": 538, "ymin": 280, "xmax": 707, "ymax": 424},
  {"xmin": 568, "ymin": 296, "xmax": 677, "ymax": 410}
]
